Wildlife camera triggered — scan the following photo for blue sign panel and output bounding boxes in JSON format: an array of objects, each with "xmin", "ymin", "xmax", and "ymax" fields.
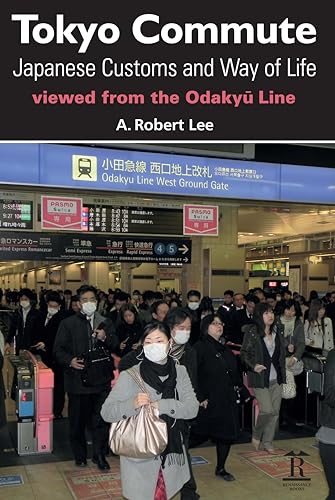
[
  {"xmin": 0, "ymin": 144, "xmax": 334, "ymax": 205},
  {"xmin": 0, "ymin": 144, "xmax": 39, "ymax": 185},
  {"xmin": 39, "ymin": 144, "xmax": 281, "ymax": 201},
  {"xmin": 281, "ymin": 164, "xmax": 335, "ymax": 204}
]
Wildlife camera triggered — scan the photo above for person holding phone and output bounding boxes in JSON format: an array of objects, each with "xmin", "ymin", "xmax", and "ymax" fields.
[
  {"xmin": 115, "ymin": 304, "xmax": 144, "ymax": 357},
  {"xmin": 240, "ymin": 303, "xmax": 286, "ymax": 453}
]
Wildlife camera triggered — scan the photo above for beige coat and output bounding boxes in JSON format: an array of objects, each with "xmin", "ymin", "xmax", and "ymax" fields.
[
  {"xmin": 304, "ymin": 317, "xmax": 334, "ymax": 352},
  {"xmin": 101, "ymin": 362, "xmax": 199, "ymax": 500}
]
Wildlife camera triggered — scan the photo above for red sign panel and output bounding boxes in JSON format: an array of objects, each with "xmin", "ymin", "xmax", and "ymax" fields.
[
  {"xmin": 183, "ymin": 205, "xmax": 218, "ymax": 236},
  {"xmin": 41, "ymin": 196, "xmax": 83, "ymax": 230}
]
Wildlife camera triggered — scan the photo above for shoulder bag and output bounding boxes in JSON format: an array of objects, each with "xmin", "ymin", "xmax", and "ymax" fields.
[
  {"xmin": 282, "ymin": 369, "xmax": 296, "ymax": 399},
  {"xmin": 81, "ymin": 346, "xmax": 114, "ymax": 387},
  {"xmin": 109, "ymin": 367, "xmax": 168, "ymax": 459}
]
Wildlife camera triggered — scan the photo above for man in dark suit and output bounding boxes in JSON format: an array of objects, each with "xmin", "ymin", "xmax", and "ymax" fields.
[
  {"xmin": 228, "ymin": 294, "xmax": 259, "ymax": 345},
  {"xmin": 63, "ymin": 289, "xmax": 73, "ymax": 312},
  {"xmin": 54, "ymin": 285, "xmax": 117, "ymax": 471},
  {"xmin": 38, "ymin": 291, "xmax": 68, "ymax": 419}
]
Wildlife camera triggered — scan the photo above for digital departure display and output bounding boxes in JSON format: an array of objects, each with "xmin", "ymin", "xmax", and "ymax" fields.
[
  {"xmin": 82, "ymin": 205, "xmax": 183, "ymax": 235},
  {"xmin": 0, "ymin": 200, "xmax": 33, "ymax": 230}
]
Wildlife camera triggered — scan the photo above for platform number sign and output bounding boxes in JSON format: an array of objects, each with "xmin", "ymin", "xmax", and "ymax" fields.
[{"xmin": 154, "ymin": 243, "xmax": 166, "ymax": 255}]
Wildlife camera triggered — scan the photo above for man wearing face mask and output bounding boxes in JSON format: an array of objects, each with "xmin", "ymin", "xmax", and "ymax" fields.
[
  {"xmin": 6, "ymin": 288, "xmax": 42, "ymax": 355},
  {"xmin": 53, "ymin": 285, "xmax": 117, "ymax": 470}
]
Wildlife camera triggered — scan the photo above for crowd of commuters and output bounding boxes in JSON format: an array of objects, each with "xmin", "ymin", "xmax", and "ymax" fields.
[{"xmin": 1, "ymin": 284, "xmax": 335, "ymax": 499}]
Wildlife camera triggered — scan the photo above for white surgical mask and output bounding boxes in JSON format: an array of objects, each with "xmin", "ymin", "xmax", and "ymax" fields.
[
  {"xmin": 20, "ymin": 300, "xmax": 30, "ymax": 309},
  {"xmin": 47, "ymin": 307, "xmax": 59, "ymax": 316},
  {"xmin": 82, "ymin": 302, "xmax": 97, "ymax": 316},
  {"xmin": 174, "ymin": 330, "xmax": 191, "ymax": 345},
  {"xmin": 143, "ymin": 343, "xmax": 168, "ymax": 363},
  {"xmin": 188, "ymin": 302, "xmax": 199, "ymax": 311}
]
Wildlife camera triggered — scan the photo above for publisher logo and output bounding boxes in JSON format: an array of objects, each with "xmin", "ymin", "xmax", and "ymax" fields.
[
  {"xmin": 282, "ymin": 450, "xmax": 311, "ymax": 492},
  {"xmin": 72, "ymin": 155, "xmax": 97, "ymax": 181}
]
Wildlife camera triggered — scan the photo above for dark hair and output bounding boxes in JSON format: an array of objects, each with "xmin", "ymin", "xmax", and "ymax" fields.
[
  {"xmin": 253, "ymin": 302, "xmax": 275, "ymax": 337},
  {"xmin": 245, "ymin": 293, "xmax": 260, "ymax": 305},
  {"xmin": 153, "ymin": 291, "xmax": 164, "ymax": 300},
  {"xmin": 77, "ymin": 285, "xmax": 97, "ymax": 298},
  {"xmin": 198, "ymin": 298, "xmax": 214, "ymax": 316},
  {"xmin": 142, "ymin": 290, "xmax": 156, "ymax": 302},
  {"xmin": 151, "ymin": 300, "xmax": 169, "ymax": 315},
  {"xmin": 64, "ymin": 289, "xmax": 72, "ymax": 295},
  {"xmin": 308, "ymin": 290, "xmax": 319, "ymax": 302},
  {"xmin": 119, "ymin": 303, "xmax": 139, "ymax": 322},
  {"xmin": 114, "ymin": 291, "xmax": 130, "ymax": 302},
  {"xmin": 307, "ymin": 299, "xmax": 326, "ymax": 325},
  {"xmin": 70, "ymin": 294, "xmax": 79, "ymax": 304},
  {"xmin": 187, "ymin": 289, "xmax": 201, "ymax": 300},
  {"xmin": 223, "ymin": 290, "xmax": 234, "ymax": 297},
  {"xmin": 170, "ymin": 298, "xmax": 182, "ymax": 308},
  {"xmin": 279, "ymin": 299, "xmax": 302, "ymax": 319},
  {"xmin": 165, "ymin": 307, "xmax": 193, "ymax": 330},
  {"xmin": 199, "ymin": 313, "xmax": 223, "ymax": 339},
  {"xmin": 140, "ymin": 320, "xmax": 171, "ymax": 343},
  {"xmin": 45, "ymin": 291, "xmax": 62, "ymax": 305},
  {"xmin": 19, "ymin": 288, "xmax": 34, "ymax": 301}
]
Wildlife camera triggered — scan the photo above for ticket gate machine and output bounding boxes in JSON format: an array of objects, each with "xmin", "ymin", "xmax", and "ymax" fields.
[{"xmin": 9, "ymin": 351, "xmax": 54, "ymax": 455}]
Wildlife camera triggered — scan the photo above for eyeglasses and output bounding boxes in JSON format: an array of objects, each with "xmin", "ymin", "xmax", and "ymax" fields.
[{"xmin": 211, "ymin": 321, "xmax": 224, "ymax": 326}]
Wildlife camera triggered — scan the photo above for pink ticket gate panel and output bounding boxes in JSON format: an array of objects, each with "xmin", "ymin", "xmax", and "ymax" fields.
[{"xmin": 36, "ymin": 358, "xmax": 54, "ymax": 453}]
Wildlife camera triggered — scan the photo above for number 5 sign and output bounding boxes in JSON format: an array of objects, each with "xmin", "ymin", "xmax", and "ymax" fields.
[{"xmin": 183, "ymin": 204, "xmax": 219, "ymax": 236}]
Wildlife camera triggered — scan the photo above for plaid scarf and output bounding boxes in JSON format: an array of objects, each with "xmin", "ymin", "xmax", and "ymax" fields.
[{"xmin": 170, "ymin": 341, "xmax": 186, "ymax": 361}]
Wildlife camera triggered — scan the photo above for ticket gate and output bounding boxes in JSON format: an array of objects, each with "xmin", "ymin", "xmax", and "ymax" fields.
[
  {"xmin": 302, "ymin": 349, "xmax": 327, "ymax": 427},
  {"xmin": 9, "ymin": 351, "xmax": 54, "ymax": 455}
]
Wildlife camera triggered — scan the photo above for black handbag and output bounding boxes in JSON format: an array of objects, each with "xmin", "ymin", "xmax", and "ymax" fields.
[{"xmin": 81, "ymin": 346, "xmax": 114, "ymax": 387}]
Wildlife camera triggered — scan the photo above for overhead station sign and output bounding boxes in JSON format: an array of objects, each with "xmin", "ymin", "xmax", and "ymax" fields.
[
  {"xmin": 82, "ymin": 205, "xmax": 183, "ymax": 235},
  {"xmin": 0, "ymin": 232, "xmax": 192, "ymax": 264}
]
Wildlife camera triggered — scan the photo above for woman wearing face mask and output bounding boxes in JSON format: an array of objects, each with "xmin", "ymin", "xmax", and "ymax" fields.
[
  {"xmin": 190, "ymin": 314, "xmax": 247, "ymax": 482},
  {"xmin": 101, "ymin": 321, "xmax": 199, "ymax": 500},
  {"xmin": 116, "ymin": 309, "xmax": 200, "ymax": 499},
  {"xmin": 241, "ymin": 303, "xmax": 286, "ymax": 453}
]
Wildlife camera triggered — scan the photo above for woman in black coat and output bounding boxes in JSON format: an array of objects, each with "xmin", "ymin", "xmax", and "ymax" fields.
[
  {"xmin": 190, "ymin": 314, "xmax": 248, "ymax": 481},
  {"xmin": 115, "ymin": 304, "xmax": 144, "ymax": 357}
]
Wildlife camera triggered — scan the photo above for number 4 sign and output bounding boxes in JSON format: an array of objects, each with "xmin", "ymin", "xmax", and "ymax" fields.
[{"xmin": 183, "ymin": 205, "xmax": 219, "ymax": 236}]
